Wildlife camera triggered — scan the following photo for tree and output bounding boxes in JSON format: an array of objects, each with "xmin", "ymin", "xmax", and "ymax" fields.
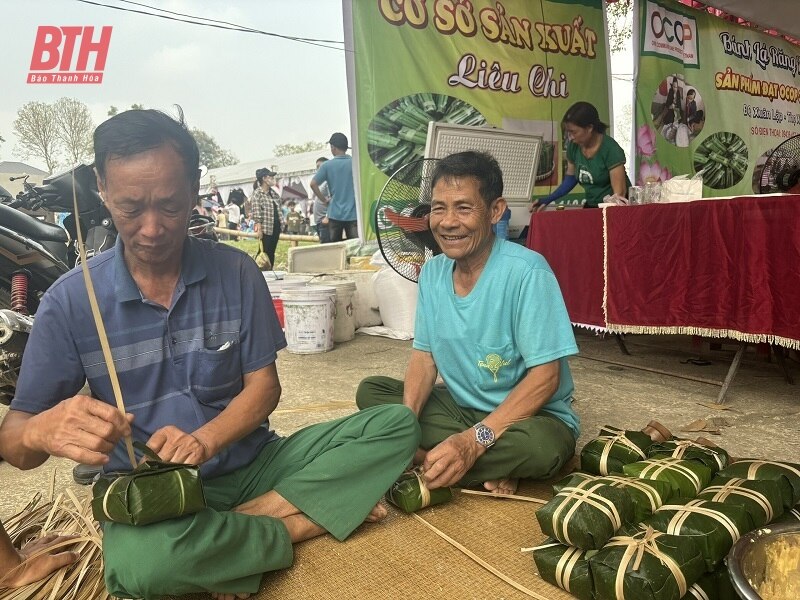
[
  {"xmin": 53, "ymin": 97, "xmax": 94, "ymax": 166},
  {"xmin": 107, "ymin": 103, "xmax": 145, "ymax": 117},
  {"xmin": 607, "ymin": 0, "xmax": 633, "ymax": 53},
  {"xmin": 191, "ymin": 128, "xmax": 237, "ymax": 168},
  {"xmin": 13, "ymin": 101, "xmax": 60, "ymax": 173},
  {"xmin": 273, "ymin": 141, "xmax": 327, "ymax": 157}
]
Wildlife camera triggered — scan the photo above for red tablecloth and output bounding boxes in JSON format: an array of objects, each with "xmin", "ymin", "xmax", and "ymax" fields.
[
  {"xmin": 527, "ymin": 196, "xmax": 800, "ymax": 350},
  {"xmin": 527, "ymin": 209, "xmax": 604, "ymax": 328}
]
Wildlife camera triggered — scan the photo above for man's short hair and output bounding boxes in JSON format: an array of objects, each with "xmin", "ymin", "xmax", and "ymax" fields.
[
  {"xmin": 94, "ymin": 107, "xmax": 200, "ymax": 185},
  {"xmin": 430, "ymin": 151, "xmax": 504, "ymax": 206}
]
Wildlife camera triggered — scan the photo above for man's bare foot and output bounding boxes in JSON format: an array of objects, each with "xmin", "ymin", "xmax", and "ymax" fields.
[
  {"xmin": 365, "ymin": 502, "xmax": 388, "ymax": 523},
  {"xmin": 483, "ymin": 478, "xmax": 519, "ymax": 495},
  {"xmin": 210, "ymin": 593, "xmax": 251, "ymax": 600}
]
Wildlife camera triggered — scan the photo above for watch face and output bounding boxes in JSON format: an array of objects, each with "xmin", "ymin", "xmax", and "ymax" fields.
[{"xmin": 475, "ymin": 424, "xmax": 495, "ymax": 447}]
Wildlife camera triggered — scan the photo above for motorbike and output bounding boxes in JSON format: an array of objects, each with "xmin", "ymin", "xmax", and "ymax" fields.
[{"xmin": 0, "ymin": 164, "xmax": 217, "ymax": 405}]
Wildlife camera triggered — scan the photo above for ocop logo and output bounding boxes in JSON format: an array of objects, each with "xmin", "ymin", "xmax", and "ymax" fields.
[
  {"xmin": 643, "ymin": 1, "xmax": 699, "ymax": 67},
  {"xmin": 28, "ymin": 26, "xmax": 112, "ymax": 84}
]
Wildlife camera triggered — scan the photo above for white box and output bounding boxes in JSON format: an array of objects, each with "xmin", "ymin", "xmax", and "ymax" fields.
[{"xmin": 287, "ymin": 242, "xmax": 347, "ymax": 273}]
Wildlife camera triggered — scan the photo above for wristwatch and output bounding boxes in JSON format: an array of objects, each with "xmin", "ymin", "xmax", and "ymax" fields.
[{"xmin": 473, "ymin": 422, "xmax": 496, "ymax": 449}]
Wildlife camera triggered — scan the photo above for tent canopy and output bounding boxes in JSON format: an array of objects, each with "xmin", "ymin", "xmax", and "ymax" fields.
[{"xmin": 684, "ymin": 1, "xmax": 799, "ymax": 41}]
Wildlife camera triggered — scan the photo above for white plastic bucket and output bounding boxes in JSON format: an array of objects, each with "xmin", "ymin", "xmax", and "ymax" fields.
[
  {"xmin": 282, "ymin": 285, "xmax": 336, "ymax": 354},
  {"xmin": 308, "ymin": 279, "xmax": 357, "ymax": 343},
  {"xmin": 265, "ymin": 280, "xmax": 307, "ymax": 328}
]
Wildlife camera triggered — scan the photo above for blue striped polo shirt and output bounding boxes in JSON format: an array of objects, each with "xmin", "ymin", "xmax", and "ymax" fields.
[{"xmin": 12, "ymin": 236, "xmax": 286, "ymax": 479}]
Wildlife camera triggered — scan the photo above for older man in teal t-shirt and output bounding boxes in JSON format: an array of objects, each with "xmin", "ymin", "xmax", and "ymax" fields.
[{"xmin": 357, "ymin": 150, "xmax": 579, "ymax": 495}]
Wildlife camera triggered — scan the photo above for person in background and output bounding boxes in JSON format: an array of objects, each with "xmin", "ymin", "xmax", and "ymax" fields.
[
  {"xmin": 224, "ymin": 198, "xmax": 241, "ymax": 235},
  {"xmin": 193, "ymin": 195, "xmax": 209, "ymax": 217},
  {"xmin": 312, "ymin": 157, "xmax": 331, "ymax": 243},
  {"xmin": 530, "ymin": 101, "xmax": 630, "ymax": 211},
  {"xmin": 310, "ymin": 133, "xmax": 358, "ymax": 241},
  {"xmin": 493, "ymin": 206, "xmax": 512, "ymax": 240},
  {"xmin": 285, "ymin": 201, "xmax": 302, "ymax": 235},
  {"xmin": 250, "ymin": 168, "xmax": 284, "ymax": 267}
]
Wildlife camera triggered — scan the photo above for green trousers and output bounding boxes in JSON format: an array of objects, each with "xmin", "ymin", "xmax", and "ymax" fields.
[
  {"xmin": 356, "ymin": 376, "xmax": 575, "ymax": 486},
  {"xmin": 103, "ymin": 404, "xmax": 419, "ymax": 599}
]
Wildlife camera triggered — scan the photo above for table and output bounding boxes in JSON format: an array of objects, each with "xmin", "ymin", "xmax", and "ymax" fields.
[{"xmin": 527, "ymin": 196, "xmax": 800, "ymax": 401}]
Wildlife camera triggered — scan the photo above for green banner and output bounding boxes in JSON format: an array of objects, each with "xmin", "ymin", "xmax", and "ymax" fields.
[
  {"xmin": 345, "ymin": 0, "xmax": 610, "ymax": 238},
  {"xmin": 634, "ymin": 0, "xmax": 800, "ymax": 196}
]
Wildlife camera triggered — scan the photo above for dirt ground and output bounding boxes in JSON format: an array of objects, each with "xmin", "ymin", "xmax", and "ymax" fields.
[{"xmin": 0, "ymin": 329, "xmax": 798, "ymax": 521}]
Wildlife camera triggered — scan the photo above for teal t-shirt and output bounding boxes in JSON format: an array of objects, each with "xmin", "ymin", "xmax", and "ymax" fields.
[
  {"xmin": 311, "ymin": 154, "xmax": 356, "ymax": 221},
  {"xmin": 566, "ymin": 134, "xmax": 629, "ymax": 208},
  {"xmin": 412, "ymin": 238, "xmax": 580, "ymax": 438}
]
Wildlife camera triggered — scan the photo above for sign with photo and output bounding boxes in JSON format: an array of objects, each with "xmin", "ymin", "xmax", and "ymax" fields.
[
  {"xmin": 633, "ymin": 0, "xmax": 800, "ymax": 196},
  {"xmin": 344, "ymin": 0, "xmax": 612, "ymax": 238}
]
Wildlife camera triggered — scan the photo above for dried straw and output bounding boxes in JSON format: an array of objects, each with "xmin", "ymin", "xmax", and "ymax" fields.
[{"xmin": 0, "ymin": 480, "xmax": 113, "ymax": 600}]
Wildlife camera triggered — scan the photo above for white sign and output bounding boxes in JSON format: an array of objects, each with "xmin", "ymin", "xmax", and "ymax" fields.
[{"xmin": 642, "ymin": 0, "xmax": 699, "ymax": 67}]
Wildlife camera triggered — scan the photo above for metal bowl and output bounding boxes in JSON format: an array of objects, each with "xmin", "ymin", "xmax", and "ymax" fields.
[{"xmin": 727, "ymin": 522, "xmax": 800, "ymax": 599}]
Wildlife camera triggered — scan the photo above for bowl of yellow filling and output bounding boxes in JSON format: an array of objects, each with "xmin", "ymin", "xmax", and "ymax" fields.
[{"xmin": 727, "ymin": 522, "xmax": 800, "ymax": 599}]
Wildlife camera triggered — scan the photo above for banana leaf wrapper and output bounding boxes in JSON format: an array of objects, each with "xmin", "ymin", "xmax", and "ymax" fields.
[
  {"xmin": 536, "ymin": 482, "xmax": 634, "ymax": 550},
  {"xmin": 531, "ymin": 538, "xmax": 595, "ymax": 600},
  {"xmin": 647, "ymin": 440, "xmax": 729, "ymax": 474},
  {"xmin": 717, "ymin": 459, "xmax": 800, "ymax": 509},
  {"xmin": 623, "ymin": 458, "xmax": 712, "ymax": 499},
  {"xmin": 697, "ymin": 475, "xmax": 784, "ymax": 527},
  {"xmin": 645, "ymin": 499, "xmax": 754, "ymax": 572},
  {"xmin": 681, "ymin": 568, "xmax": 736, "ymax": 600},
  {"xmin": 91, "ymin": 460, "xmax": 206, "ymax": 526},
  {"xmin": 384, "ymin": 471, "xmax": 452, "ymax": 513},
  {"xmin": 581, "ymin": 427, "xmax": 652, "ymax": 476},
  {"xmin": 772, "ymin": 504, "xmax": 800, "ymax": 525},
  {"xmin": 589, "ymin": 526, "xmax": 706, "ymax": 600},
  {"xmin": 555, "ymin": 473, "xmax": 673, "ymax": 522}
]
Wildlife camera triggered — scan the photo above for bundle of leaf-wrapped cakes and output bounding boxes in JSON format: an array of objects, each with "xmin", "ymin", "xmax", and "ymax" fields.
[{"xmin": 530, "ymin": 423, "xmax": 800, "ymax": 600}]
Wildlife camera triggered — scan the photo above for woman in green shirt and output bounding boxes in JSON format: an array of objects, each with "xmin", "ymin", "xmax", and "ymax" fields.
[{"xmin": 530, "ymin": 102, "xmax": 630, "ymax": 210}]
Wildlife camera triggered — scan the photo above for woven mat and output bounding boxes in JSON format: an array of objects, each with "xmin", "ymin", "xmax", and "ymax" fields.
[{"xmin": 172, "ymin": 478, "xmax": 575, "ymax": 600}]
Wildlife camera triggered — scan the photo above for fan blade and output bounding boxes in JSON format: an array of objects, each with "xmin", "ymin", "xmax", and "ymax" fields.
[{"xmin": 384, "ymin": 207, "xmax": 430, "ymax": 232}]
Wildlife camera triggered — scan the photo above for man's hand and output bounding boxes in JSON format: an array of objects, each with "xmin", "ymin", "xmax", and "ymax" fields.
[
  {"xmin": 1, "ymin": 534, "xmax": 79, "ymax": 588},
  {"xmin": 27, "ymin": 396, "xmax": 133, "ymax": 465},
  {"xmin": 147, "ymin": 426, "xmax": 213, "ymax": 465},
  {"xmin": 421, "ymin": 430, "xmax": 484, "ymax": 489}
]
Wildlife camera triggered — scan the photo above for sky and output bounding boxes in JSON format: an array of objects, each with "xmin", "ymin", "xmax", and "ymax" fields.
[
  {"xmin": 2, "ymin": 0, "xmax": 351, "ymax": 172},
  {"xmin": 2, "ymin": 0, "xmax": 634, "ymax": 174}
]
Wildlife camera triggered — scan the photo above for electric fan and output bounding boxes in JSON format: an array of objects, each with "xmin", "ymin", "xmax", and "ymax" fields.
[
  {"xmin": 759, "ymin": 134, "xmax": 800, "ymax": 194},
  {"xmin": 374, "ymin": 158, "xmax": 441, "ymax": 283}
]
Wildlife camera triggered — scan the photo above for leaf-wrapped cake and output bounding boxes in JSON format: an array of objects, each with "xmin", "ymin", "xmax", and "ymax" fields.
[
  {"xmin": 623, "ymin": 458, "xmax": 712, "ymax": 498},
  {"xmin": 536, "ymin": 482, "xmax": 634, "ymax": 550},
  {"xmin": 554, "ymin": 472, "xmax": 673, "ymax": 522},
  {"xmin": 580, "ymin": 426, "xmax": 653, "ymax": 476},
  {"xmin": 717, "ymin": 459, "xmax": 800, "ymax": 509},
  {"xmin": 681, "ymin": 567, "xmax": 736, "ymax": 600},
  {"xmin": 530, "ymin": 539, "xmax": 595, "ymax": 600},
  {"xmin": 589, "ymin": 526, "xmax": 706, "ymax": 600},
  {"xmin": 384, "ymin": 471, "xmax": 452, "ymax": 513},
  {"xmin": 92, "ymin": 460, "xmax": 206, "ymax": 526},
  {"xmin": 772, "ymin": 504, "xmax": 800, "ymax": 525},
  {"xmin": 697, "ymin": 475, "xmax": 784, "ymax": 528},
  {"xmin": 647, "ymin": 439, "xmax": 729, "ymax": 474},
  {"xmin": 645, "ymin": 499, "xmax": 753, "ymax": 571}
]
